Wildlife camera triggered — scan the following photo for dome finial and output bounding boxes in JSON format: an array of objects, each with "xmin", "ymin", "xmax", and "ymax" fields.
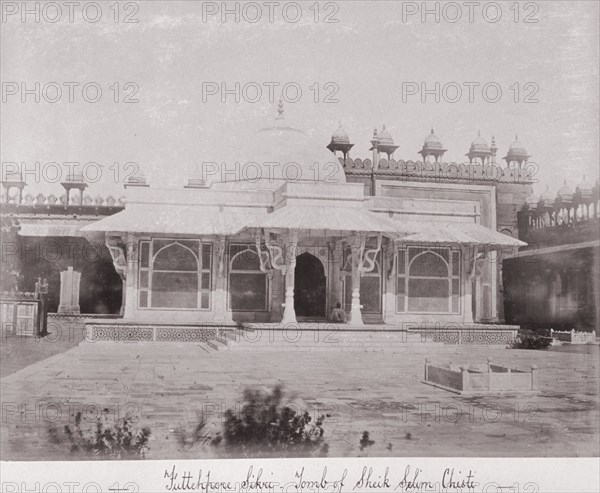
[
  {"xmin": 430, "ymin": 127, "xmax": 434, "ymax": 134},
  {"xmin": 515, "ymin": 134, "xmax": 519, "ymax": 140},
  {"xmin": 276, "ymin": 98, "xmax": 284, "ymax": 119},
  {"xmin": 477, "ymin": 130, "xmax": 481, "ymax": 137}
]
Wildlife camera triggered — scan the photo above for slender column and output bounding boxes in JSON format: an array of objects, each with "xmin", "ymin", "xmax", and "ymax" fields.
[
  {"xmin": 474, "ymin": 276, "xmax": 482, "ymax": 322},
  {"xmin": 329, "ymin": 241, "xmax": 343, "ymax": 312},
  {"xmin": 120, "ymin": 284, "xmax": 126, "ymax": 316},
  {"xmin": 123, "ymin": 233, "xmax": 137, "ymax": 319},
  {"xmin": 383, "ymin": 241, "xmax": 397, "ymax": 324},
  {"xmin": 348, "ymin": 235, "xmax": 365, "ymax": 326},
  {"xmin": 106, "ymin": 237, "xmax": 127, "ymax": 316},
  {"xmin": 462, "ymin": 246, "xmax": 475, "ymax": 324},
  {"xmin": 213, "ymin": 236, "xmax": 232, "ymax": 323},
  {"xmin": 281, "ymin": 230, "xmax": 298, "ymax": 324}
]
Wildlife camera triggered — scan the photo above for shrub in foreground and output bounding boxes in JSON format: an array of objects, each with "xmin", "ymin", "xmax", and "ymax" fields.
[
  {"xmin": 55, "ymin": 411, "xmax": 150, "ymax": 459},
  {"xmin": 177, "ymin": 385, "xmax": 329, "ymax": 458},
  {"xmin": 511, "ymin": 335, "xmax": 552, "ymax": 350}
]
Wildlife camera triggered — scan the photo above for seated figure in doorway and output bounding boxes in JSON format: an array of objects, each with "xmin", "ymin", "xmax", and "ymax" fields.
[{"xmin": 330, "ymin": 302, "xmax": 346, "ymax": 323}]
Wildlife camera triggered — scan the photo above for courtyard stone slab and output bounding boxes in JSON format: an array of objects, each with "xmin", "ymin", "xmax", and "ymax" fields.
[{"xmin": 1, "ymin": 342, "xmax": 598, "ymax": 460}]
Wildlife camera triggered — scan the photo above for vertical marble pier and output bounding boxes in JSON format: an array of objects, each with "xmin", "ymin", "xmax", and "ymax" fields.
[{"xmin": 57, "ymin": 266, "xmax": 81, "ymax": 315}]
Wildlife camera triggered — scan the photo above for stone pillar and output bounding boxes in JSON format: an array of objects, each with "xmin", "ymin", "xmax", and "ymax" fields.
[
  {"xmin": 281, "ymin": 231, "xmax": 298, "ymax": 325},
  {"xmin": 123, "ymin": 234, "xmax": 137, "ymax": 319},
  {"xmin": 57, "ymin": 266, "xmax": 81, "ymax": 315},
  {"xmin": 329, "ymin": 241, "xmax": 343, "ymax": 310},
  {"xmin": 383, "ymin": 242, "xmax": 397, "ymax": 324},
  {"xmin": 119, "ymin": 285, "xmax": 126, "ymax": 316},
  {"xmin": 474, "ymin": 277, "xmax": 482, "ymax": 322},
  {"xmin": 463, "ymin": 278, "xmax": 474, "ymax": 324},
  {"xmin": 106, "ymin": 237, "xmax": 127, "ymax": 317},
  {"xmin": 462, "ymin": 246, "xmax": 476, "ymax": 324},
  {"xmin": 213, "ymin": 237, "xmax": 233, "ymax": 323},
  {"xmin": 460, "ymin": 364, "xmax": 470, "ymax": 392},
  {"xmin": 348, "ymin": 236, "xmax": 365, "ymax": 326}
]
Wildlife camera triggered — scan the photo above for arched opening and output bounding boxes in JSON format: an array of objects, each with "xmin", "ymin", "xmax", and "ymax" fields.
[{"xmin": 294, "ymin": 252, "xmax": 326, "ymax": 319}]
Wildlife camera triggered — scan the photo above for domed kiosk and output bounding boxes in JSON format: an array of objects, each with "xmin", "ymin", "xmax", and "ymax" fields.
[
  {"xmin": 419, "ymin": 128, "xmax": 447, "ymax": 162},
  {"xmin": 504, "ymin": 135, "xmax": 530, "ymax": 166},
  {"xmin": 466, "ymin": 131, "xmax": 492, "ymax": 164}
]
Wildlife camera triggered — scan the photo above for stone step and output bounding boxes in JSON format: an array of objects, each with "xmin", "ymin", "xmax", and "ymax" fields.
[
  {"xmin": 223, "ymin": 332, "xmax": 427, "ymax": 345},
  {"xmin": 223, "ymin": 344, "xmax": 454, "ymax": 353}
]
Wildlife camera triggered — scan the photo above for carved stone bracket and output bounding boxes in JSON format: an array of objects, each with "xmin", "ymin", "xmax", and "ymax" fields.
[
  {"xmin": 347, "ymin": 233, "xmax": 382, "ymax": 276},
  {"xmin": 254, "ymin": 231, "xmax": 273, "ymax": 275},
  {"xmin": 386, "ymin": 239, "xmax": 400, "ymax": 280},
  {"xmin": 358, "ymin": 233, "xmax": 383, "ymax": 274},
  {"xmin": 464, "ymin": 245, "xmax": 486, "ymax": 280},
  {"xmin": 217, "ymin": 236, "xmax": 227, "ymax": 278},
  {"xmin": 106, "ymin": 236, "xmax": 127, "ymax": 280},
  {"xmin": 263, "ymin": 229, "xmax": 292, "ymax": 274}
]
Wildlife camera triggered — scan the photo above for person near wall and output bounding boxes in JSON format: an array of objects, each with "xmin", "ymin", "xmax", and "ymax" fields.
[{"xmin": 330, "ymin": 302, "xmax": 346, "ymax": 323}]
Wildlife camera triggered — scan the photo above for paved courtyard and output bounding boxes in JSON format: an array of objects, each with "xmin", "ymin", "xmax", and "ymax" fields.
[{"xmin": 1, "ymin": 341, "xmax": 598, "ymax": 460}]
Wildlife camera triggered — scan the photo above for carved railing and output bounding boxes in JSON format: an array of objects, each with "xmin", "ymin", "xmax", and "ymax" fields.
[{"xmin": 521, "ymin": 201, "xmax": 599, "ymax": 231}]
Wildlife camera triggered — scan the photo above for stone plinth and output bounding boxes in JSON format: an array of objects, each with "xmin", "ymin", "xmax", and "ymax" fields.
[{"xmin": 57, "ymin": 266, "xmax": 81, "ymax": 315}]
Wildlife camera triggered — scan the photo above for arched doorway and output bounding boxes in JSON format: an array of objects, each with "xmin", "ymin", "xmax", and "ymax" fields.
[
  {"xmin": 79, "ymin": 259, "xmax": 123, "ymax": 314},
  {"xmin": 294, "ymin": 252, "xmax": 326, "ymax": 319}
]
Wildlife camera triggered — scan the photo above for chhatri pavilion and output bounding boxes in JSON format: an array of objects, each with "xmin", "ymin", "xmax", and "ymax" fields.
[{"xmin": 78, "ymin": 104, "xmax": 525, "ymax": 330}]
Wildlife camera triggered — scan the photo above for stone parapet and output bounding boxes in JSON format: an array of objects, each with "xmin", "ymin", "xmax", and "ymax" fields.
[{"xmin": 342, "ymin": 157, "xmax": 535, "ymax": 184}]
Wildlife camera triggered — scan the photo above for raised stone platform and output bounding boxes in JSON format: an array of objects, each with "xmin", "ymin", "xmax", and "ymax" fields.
[
  {"xmin": 407, "ymin": 324, "xmax": 519, "ymax": 345},
  {"xmin": 84, "ymin": 321, "xmax": 237, "ymax": 343},
  {"xmin": 82, "ymin": 321, "xmax": 519, "ymax": 350}
]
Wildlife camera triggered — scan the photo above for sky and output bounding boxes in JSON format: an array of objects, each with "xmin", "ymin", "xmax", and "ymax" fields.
[{"xmin": 1, "ymin": 0, "xmax": 599, "ymax": 198}]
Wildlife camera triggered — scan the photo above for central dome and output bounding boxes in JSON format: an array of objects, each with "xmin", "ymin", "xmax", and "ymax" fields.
[{"xmin": 209, "ymin": 106, "xmax": 346, "ymax": 189}]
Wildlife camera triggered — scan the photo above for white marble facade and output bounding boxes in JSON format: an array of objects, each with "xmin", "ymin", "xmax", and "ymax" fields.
[{"xmin": 82, "ymin": 117, "xmax": 523, "ymax": 327}]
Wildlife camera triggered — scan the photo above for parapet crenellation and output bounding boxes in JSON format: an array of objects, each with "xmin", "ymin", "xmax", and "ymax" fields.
[
  {"xmin": 1, "ymin": 192, "xmax": 126, "ymax": 209},
  {"xmin": 341, "ymin": 157, "xmax": 536, "ymax": 184}
]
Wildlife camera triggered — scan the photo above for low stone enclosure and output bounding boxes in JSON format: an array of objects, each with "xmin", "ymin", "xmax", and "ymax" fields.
[
  {"xmin": 422, "ymin": 358, "xmax": 539, "ymax": 395},
  {"xmin": 550, "ymin": 329, "xmax": 596, "ymax": 345}
]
